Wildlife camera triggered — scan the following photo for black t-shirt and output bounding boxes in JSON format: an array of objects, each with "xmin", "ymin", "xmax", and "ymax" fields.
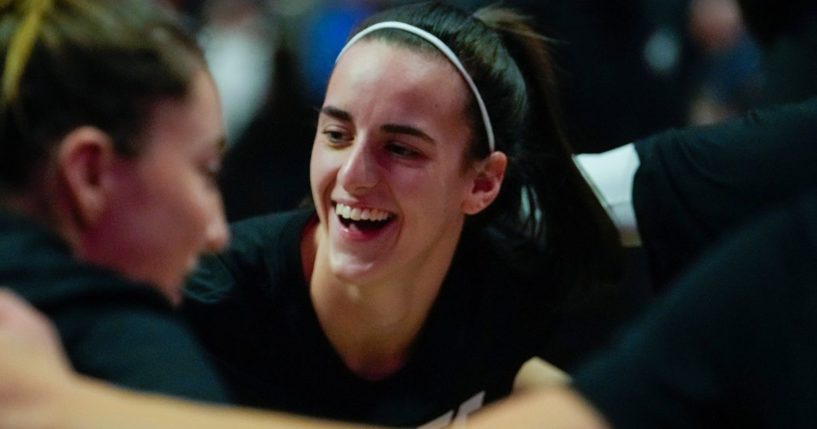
[
  {"xmin": 633, "ymin": 97, "xmax": 817, "ymax": 288},
  {"xmin": 574, "ymin": 190, "xmax": 817, "ymax": 428},
  {"xmin": 0, "ymin": 211, "xmax": 228, "ymax": 403},
  {"xmin": 182, "ymin": 210, "xmax": 559, "ymax": 427}
]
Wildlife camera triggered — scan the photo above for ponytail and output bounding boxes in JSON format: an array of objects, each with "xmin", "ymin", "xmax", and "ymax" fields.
[
  {"xmin": 475, "ymin": 6, "xmax": 622, "ymax": 289},
  {"xmin": 349, "ymin": 2, "xmax": 622, "ymax": 290}
]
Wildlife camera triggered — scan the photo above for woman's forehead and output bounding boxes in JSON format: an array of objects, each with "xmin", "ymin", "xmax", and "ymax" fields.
[
  {"xmin": 326, "ymin": 41, "xmax": 466, "ymax": 111},
  {"xmin": 333, "ymin": 40, "xmax": 457, "ymax": 83}
]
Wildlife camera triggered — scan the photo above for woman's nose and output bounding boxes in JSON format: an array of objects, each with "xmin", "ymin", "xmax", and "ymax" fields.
[{"xmin": 338, "ymin": 143, "xmax": 380, "ymax": 195}]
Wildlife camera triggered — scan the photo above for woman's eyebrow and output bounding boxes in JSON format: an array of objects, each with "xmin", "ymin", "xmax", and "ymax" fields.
[
  {"xmin": 381, "ymin": 123, "xmax": 435, "ymax": 144},
  {"xmin": 320, "ymin": 105, "xmax": 353, "ymax": 122},
  {"xmin": 320, "ymin": 106, "xmax": 435, "ymax": 144}
]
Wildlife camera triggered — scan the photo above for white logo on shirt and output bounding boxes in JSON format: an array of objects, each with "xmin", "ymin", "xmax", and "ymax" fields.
[{"xmin": 417, "ymin": 391, "xmax": 485, "ymax": 429}]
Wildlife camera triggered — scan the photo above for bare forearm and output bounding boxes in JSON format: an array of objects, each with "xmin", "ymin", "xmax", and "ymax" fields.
[
  {"xmin": 0, "ymin": 290, "xmax": 379, "ymax": 429},
  {"xmin": 467, "ymin": 386, "xmax": 610, "ymax": 429},
  {"xmin": 48, "ymin": 377, "xmax": 382, "ymax": 429}
]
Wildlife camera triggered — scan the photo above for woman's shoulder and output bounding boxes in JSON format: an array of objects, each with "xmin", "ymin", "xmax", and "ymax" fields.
[
  {"xmin": 473, "ymin": 224, "xmax": 551, "ymax": 279},
  {"xmin": 451, "ymin": 224, "xmax": 557, "ymax": 305}
]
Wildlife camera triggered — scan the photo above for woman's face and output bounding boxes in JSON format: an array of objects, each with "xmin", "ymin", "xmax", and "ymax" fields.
[
  {"xmin": 310, "ymin": 40, "xmax": 481, "ymax": 284},
  {"xmin": 80, "ymin": 70, "xmax": 229, "ymax": 304}
]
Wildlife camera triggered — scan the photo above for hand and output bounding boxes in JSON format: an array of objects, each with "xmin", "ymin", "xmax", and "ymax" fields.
[
  {"xmin": 0, "ymin": 288, "xmax": 72, "ymax": 429},
  {"xmin": 0, "ymin": 288, "xmax": 68, "ymax": 362},
  {"xmin": 467, "ymin": 386, "xmax": 610, "ymax": 429}
]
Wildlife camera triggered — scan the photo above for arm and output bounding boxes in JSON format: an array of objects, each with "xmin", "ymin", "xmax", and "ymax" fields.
[
  {"xmin": 467, "ymin": 386, "xmax": 609, "ymax": 429},
  {"xmin": 632, "ymin": 99, "xmax": 817, "ymax": 287},
  {"xmin": 0, "ymin": 290, "xmax": 381, "ymax": 429},
  {"xmin": 51, "ymin": 380, "xmax": 383, "ymax": 429},
  {"xmin": 0, "ymin": 289, "xmax": 66, "ymax": 366},
  {"xmin": 513, "ymin": 357, "xmax": 570, "ymax": 392},
  {"xmin": 0, "ymin": 289, "xmax": 74, "ymax": 429},
  {"xmin": 0, "ymin": 347, "xmax": 383, "ymax": 429}
]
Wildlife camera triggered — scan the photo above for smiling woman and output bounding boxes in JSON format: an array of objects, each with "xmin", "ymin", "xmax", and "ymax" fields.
[
  {"xmin": 311, "ymin": 39, "xmax": 485, "ymax": 288},
  {"xmin": 182, "ymin": 1, "xmax": 621, "ymax": 426}
]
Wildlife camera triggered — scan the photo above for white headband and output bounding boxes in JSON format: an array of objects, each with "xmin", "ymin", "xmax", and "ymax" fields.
[{"xmin": 336, "ymin": 21, "xmax": 496, "ymax": 152}]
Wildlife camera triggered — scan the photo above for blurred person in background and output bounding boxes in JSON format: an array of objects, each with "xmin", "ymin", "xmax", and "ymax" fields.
[
  {"xmin": 0, "ymin": 0, "xmax": 232, "ymax": 401},
  {"xmin": 496, "ymin": 0, "xmax": 699, "ymax": 153},
  {"xmin": 739, "ymin": 0, "xmax": 817, "ymax": 105},
  {"xmin": 197, "ymin": 0, "xmax": 316, "ymax": 220},
  {"xmin": 687, "ymin": 0, "xmax": 763, "ymax": 125},
  {"xmin": 576, "ymin": 0, "xmax": 817, "ymax": 290}
]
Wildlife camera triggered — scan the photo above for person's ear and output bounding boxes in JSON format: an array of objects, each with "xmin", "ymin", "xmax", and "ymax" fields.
[
  {"xmin": 55, "ymin": 127, "xmax": 116, "ymax": 228},
  {"xmin": 462, "ymin": 151, "xmax": 507, "ymax": 215}
]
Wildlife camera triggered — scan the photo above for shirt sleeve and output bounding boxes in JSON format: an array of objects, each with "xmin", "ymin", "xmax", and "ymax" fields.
[
  {"xmin": 574, "ymin": 144, "xmax": 641, "ymax": 248},
  {"xmin": 632, "ymin": 98, "xmax": 817, "ymax": 288}
]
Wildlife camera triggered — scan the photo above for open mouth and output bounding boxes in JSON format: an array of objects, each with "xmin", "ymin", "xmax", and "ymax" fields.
[{"xmin": 334, "ymin": 202, "xmax": 395, "ymax": 232}]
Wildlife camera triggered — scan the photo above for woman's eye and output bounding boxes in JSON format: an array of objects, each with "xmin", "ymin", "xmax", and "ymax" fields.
[
  {"xmin": 386, "ymin": 142, "xmax": 419, "ymax": 158},
  {"xmin": 322, "ymin": 129, "xmax": 350, "ymax": 145}
]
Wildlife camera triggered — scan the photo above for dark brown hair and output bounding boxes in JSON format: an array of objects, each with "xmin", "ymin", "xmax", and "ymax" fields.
[
  {"xmin": 0, "ymin": 0, "xmax": 205, "ymax": 193},
  {"xmin": 350, "ymin": 2, "xmax": 622, "ymax": 289}
]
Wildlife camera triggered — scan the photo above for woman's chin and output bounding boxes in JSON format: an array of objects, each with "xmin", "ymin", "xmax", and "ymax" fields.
[{"xmin": 328, "ymin": 251, "xmax": 385, "ymax": 285}]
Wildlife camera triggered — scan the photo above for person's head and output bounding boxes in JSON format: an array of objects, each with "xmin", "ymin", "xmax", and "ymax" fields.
[
  {"xmin": 0, "ymin": 0, "xmax": 229, "ymax": 303},
  {"xmin": 310, "ymin": 1, "xmax": 620, "ymax": 288}
]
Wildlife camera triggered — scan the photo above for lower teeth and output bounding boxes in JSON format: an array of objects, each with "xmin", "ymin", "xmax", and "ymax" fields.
[{"xmin": 340, "ymin": 216, "xmax": 390, "ymax": 231}]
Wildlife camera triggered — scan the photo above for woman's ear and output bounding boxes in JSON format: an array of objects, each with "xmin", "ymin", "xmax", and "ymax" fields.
[
  {"xmin": 462, "ymin": 151, "xmax": 507, "ymax": 215},
  {"xmin": 55, "ymin": 127, "xmax": 116, "ymax": 228}
]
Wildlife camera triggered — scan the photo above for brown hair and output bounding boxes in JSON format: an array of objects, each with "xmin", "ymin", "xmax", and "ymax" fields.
[
  {"xmin": 0, "ymin": 0, "xmax": 205, "ymax": 193},
  {"xmin": 350, "ymin": 2, "xmax": 622, "ymax": 289}
]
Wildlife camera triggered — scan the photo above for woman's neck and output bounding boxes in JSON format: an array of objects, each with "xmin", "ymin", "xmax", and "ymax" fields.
[
  {"xmin": 3, "ymin": 181, "xmax": 81, "ymax": 251},
  {"xmin": 301, "ymin": 220, "xmax": 459, "ymax": 380}
]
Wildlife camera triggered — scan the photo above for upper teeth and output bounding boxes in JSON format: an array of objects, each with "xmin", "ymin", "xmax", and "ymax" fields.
[{"xmin": 335, "ymin": 203, "xmax": 391, "ymax": 221}]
